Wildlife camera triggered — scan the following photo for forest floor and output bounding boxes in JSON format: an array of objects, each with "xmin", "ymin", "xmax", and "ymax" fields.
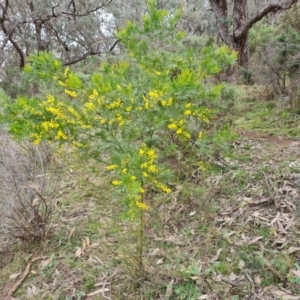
[{"xmin": 1, "ymin": 86, "xmax": 300, "ymax": 300}]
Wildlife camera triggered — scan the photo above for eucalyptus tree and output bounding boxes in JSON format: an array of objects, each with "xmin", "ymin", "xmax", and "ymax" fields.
[
  {"xmin": 0, "ymin": 0, "xmax": 115, "ymax": 68},
  {"xmin": 209, "ymin": 0, "xmax": 298, "ymax": 67}
]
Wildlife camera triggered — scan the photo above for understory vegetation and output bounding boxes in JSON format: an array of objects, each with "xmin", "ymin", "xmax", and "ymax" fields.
[{"xmin": 1, "ymin": 2, "xmax": 300, "ymax": 300}]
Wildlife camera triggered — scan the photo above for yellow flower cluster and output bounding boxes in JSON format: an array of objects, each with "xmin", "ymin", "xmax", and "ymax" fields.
[
  {"xmin": 55, "ymin": 130, "xmax": 67, "ymax": 140},
  {"xmin": 138, "ymin": 144, "xmax": 171, "ymax": 193},
  {"xmin": 64, "ymin": 89, "xmax": 78, "ymax": 98},
  {"xmin": 136, "ymin": 200, "xmax": 149, "ymax": 210},
  {"xmin": 161, "ymin": 98, "xmax": 173, "ymax": 106},
  {"xmin": 89, "ymin": 89, "xmax": 98, "ymax": 100},
  {"xmin": 167, "ymin": 119, "xmax": 191, "ymax": 139},
  {"xmin": 106, "ymin": 164, "xmax": 118, "ymax": 170},
  {"xmin": 198, "ymin": 161, "xmax": 207, "ymax": 171},
  {"xmin": 153, "ymin": 179, "xmax": 171, "ymax": 194},
  {"xmin": 106, "ymin": 99, "xmax": 122, "ymax": 110},
  {"xmin": 84, "ymin": 102, "xmax": 96, "ymax": 111},
  {"xmin": 149, "ymin": 89, "xmax": 164, "ymax": 99},
  {"xmin": 32, "ymin": 133, "xmax": 42, "ymax": 145},
  {"xmin": 112, "ymin": 180, "xmax": 122, "ymax": 186},
  {"xmin": 42, "ymin": 120, "xmax": 59, "ymax": 131},
  {"xmin": 26, "ymin": 93, "xmax": 94, "ymax": 144}
]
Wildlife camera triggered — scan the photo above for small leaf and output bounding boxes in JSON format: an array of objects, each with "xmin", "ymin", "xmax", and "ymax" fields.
[
  {"xmin": 149, "ymin": 248, "xmax": 160, "ymax": 256},
  {"xmin": 87, "ymin": 288, "xmax": 110, "ymax": 296},
  {"xmin": 248, "ymin": 236, "xmax": 263, "ymax": 245},
  {"xmin": 85, "ymin": 236, "xmax": 91, "ymax": 246},
  {"xmin": 229, "ymin": 272, "xmax": 237, "ymax": 281},
  {"xmin": 286, "ymin": 246, "xmax": 300, "ymax": 254},
  {"xmin": 254, "ymin": 275, "xmax": 261, "ymax": 285},
  {"xmin": 156, "ymin": 258, "xmax": 164, "ymax": 265},
  {"xmin": 211, "ymin": 248, "xmax": 222, "ymax": 262},
  {"xmin": 82, "ymin": 239, "xmax": 87, "ymax": 252},
  {"xmin": 189, "ymin": 211, "xmax": 196, "ymax": 216},
  {"xmin": 75, "ymin": 247, "xmax": 82, "ymax": 257},
  {"xmin": 165, "ymin": 278, "xmax": 174, "ymax": 299},
  {"xmin": 238, "ymin": 260, "xmax": 245, "ymax": 269},
  {"xmin": 9, "ymin": 273, "xmax": 21, "ymax": 279},
  {"xmin": 68, "ymin": 226, "xmax": 76, "ymax": 241}
]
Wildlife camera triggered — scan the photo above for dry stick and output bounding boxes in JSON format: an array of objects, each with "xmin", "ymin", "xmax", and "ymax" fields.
[{"xmin": 5, "ymin": 255, "xmax": 46, "ymax": 299}]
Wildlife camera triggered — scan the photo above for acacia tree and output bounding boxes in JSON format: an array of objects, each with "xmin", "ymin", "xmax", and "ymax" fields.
[
  {"xmin": 209, "ymin": 0, "xmax": 298, "ymax": 67},
  {"xmin": 0, "ymin": 0, "xmax": 115, "ymax": 68}
]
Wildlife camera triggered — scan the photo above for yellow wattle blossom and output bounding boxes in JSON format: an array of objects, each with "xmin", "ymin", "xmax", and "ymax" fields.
[
  {"xmin": 148, "ymin": 89, "xmax": 163, "ymax": 99},
  {"xmin": 54, "ymin": 60, "xmax": 60, "ymax": 68},
  {"xmin": 185, "ymin": 103, "xmax": 192, "ymax": 108},
  {"xmin": 112, "ymin": 180, "xmax": 122, "ymax": 186},
  {"xmin": 32, "ymin": 134, "xmax": 42, "ymax": 145},
  {"xmin": 168, "ymin": 123, "xmax": 177, "ymax": 130},
  {"xmin": 182, "ymin": 131, "xmax": 191, "ymax": 139},
  {"xmin": 58, "ymin": 80, "xmax": 66, "ymax": 87},
  {"xmin": 167, "ymin": 98, "xmax": 173, "ymax": 106},
  {"xmin": 97, "ymin": 97, "xmax": 103, "ymax": 105},
  {"xmin": 130, "ymin": 176, "xmax": 137, "ymax": 181},
  {"xmin": 81, "ymin": 124, "xmax": 92, "ymax": 129},
  {"xmin": 139, "ymin": 188, "xmax": 145, "ymax": 194},
  {"xmin": 198, "ymin": 161, "xmax": 207, "ymax": 171},
  {"xmin": 116, "ymin": 114, "xmax": 124, "ymax": 126},
  {"xmin": 100, "ymin": 118, "xmax": 107, "ymax": 125},
  {"xmin": 161, "ymin": 100, "xmax": 167, "ymax": 106},
  {"xmin": 125, "ymin": 106, "xmax": 132, "ymax": 112},
  {"xmin": 141, "ymin": 162, "xmax": 147, "ymax": 169},
  {"xmin": 184, "ymin": 110, "xmax": 192, "ymax": 115},
  {"xmin": 49, "ymin": 120, "xmax": 59, "ymax": 128},
  {"xmin": 153, "ymin": 180, "xmax": 171, "ymax": 194},
  {"xmin": 122, "ymin": 157, "xmax": 130, "ymax": 166},
  {"xmin": 122, "ymin": 168, "xmax": 127, "ymax": 174},
  {"xmin": 139, "ymin": 148, "xmax": 145, "ymax": 156},
  {"xmin": 55, "ymin": 130, "xmax": 67, "ymax": 140},
  {"xmin": 201, "ymin": 115, "xmax": 210, "ymax": 123},
  {"xmin": 63, "ymin": 67, "xmax": 70, "ymax": 78},
  {"xmin": 85, "ymin": 102, "xmax": 95, "ymax": 110},
  {"xmin": 176, "ymin": 128, "xmax": 183, "ymax": 135},
  {"xmin": 142, "ymin": 95, "xmax": 149, "ymax": 109},
  {"xmin": 136, "ymin": 201, "xmax": 149, "ymax": 210},
  {"xmin": 146, "ymin": 149, "xmax": 156, "ymax": 161},
  {"xmin": 46, "ymin": 94, "xmax": 55, "ymax": 103},
  {"xmin": 42, "ymin": 120, "xmax": 59, "ymax": 131},
  {"xmin": 198, "ymin": 132, "xmax": 203, "ymax": 139},
  {"xmin": 106, "ymin": 164, "xmax": 118, "ymax": 170},
  {"xmin": 65, "ymin": 89, "xmax": 77, "ymax": 98},
  {"xmin": 106, "ymin": 99, "xmax": 122, "ymax": 110},
  {"xmin": 147, "ymin": 165, "xmax": 158, "ymax": 173}
]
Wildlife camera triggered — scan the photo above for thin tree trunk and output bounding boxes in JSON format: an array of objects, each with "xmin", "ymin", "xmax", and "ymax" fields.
[{"xmin": 233, "ymin": 0, "xmax": 249, "ymax": 68}]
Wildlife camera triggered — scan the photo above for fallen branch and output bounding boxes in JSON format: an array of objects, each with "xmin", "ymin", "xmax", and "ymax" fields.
[{"xmin": 4, "ymin": 254, "xmax": 46, "ymax": 299}]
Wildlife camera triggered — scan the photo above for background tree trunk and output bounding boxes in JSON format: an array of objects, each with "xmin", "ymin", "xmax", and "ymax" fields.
[
  {"xmin": 209, "ymin": 0, "xmax": 298, "ymax": 68},
  {"xmin": 233, "ymin": 0, "xmax": 249, "ymax": 67}
]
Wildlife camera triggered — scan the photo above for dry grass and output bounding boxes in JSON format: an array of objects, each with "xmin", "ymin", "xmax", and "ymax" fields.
[{"xmin": 0, "ymin": 130, "xmax": 60, "ymax": 247}]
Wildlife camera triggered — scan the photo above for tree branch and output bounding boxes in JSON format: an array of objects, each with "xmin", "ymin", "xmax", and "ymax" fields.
[
  {"xmin": 63, "ymin": 51, "xmax": 103, "ymax": 66},
  {"xmin": 234, "ymin": 0, "xmax": 298, "ymax": 39}
]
